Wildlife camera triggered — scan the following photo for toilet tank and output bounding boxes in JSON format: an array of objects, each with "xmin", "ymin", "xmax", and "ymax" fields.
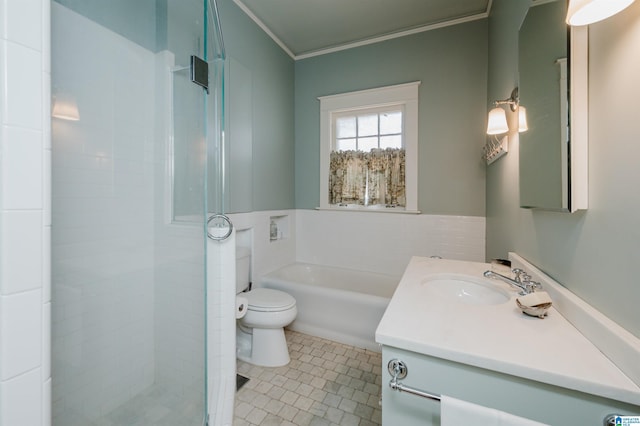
[{"xmin": 236, "ymin": 247, "xmax": 251, "ymax": 293}]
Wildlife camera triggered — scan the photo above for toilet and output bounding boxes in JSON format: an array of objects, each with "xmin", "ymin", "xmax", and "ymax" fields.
[{"xmin": 236, "ymin": 247, "xmax": 297, "ymax": 367}]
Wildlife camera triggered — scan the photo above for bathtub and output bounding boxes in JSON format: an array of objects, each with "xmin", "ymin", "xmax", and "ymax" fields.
[{"xmin": 259, "ymin": 263, "xmax": 400, "ymax": 352}]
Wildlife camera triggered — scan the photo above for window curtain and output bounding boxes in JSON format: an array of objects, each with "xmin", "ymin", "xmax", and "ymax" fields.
[{"xmin": 329, "ymin": 148, "xmax": 405, "ymax": 206}]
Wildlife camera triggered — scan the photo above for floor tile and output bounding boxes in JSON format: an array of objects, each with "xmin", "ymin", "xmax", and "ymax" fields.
[{"xmin": 235, "ymin": 330, "xmax": 382, "ymax": 425}]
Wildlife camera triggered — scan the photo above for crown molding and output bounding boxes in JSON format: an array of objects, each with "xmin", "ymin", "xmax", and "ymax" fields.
[{"xmin": 233, "ymin": 0, "xmax": 493, "ymax": 61}]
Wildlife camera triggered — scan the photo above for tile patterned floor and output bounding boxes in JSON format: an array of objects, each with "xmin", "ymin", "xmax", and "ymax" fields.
[{"xmin": 234, "ymin": 330, "xmax": 383, "ymax": 426}]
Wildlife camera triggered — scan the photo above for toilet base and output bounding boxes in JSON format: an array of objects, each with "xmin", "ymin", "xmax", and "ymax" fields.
[{"xmin": 237, "ymin": 326, "xmax": 291, "ymax": 367}]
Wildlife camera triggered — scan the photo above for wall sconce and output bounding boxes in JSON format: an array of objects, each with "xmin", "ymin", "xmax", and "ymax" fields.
[
  {"xmin": 566, "ymin": 0, "xmax": 636, "ymax": 26},
  {"xmin": 486, "ymin": 107, "xmax": 509, "ymax": 135},
  {"xmin": 518, "ymin": 106, "xmax": 528, "ymax": 132},
  {"xmin": 485, "ymin": 88, "xmax": 527, "ymax": 135},
  {"xmin": 483, "ymin": 87, "xmax": 527, "ymax": 164},
  {"xmin": 52, "ymin": 92, "xmax": 80, "ymax": 121}
]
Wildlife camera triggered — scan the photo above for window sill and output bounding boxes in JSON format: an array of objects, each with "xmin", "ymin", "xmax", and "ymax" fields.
[{"xmin": 316, "ymin": 206, "xmax": 421, "ymax": 215}]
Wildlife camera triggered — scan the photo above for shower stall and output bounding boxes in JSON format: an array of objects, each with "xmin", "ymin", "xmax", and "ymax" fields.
[{"xmin": 51, "ymin": 0, "xmax": 232, "ymax": 424}]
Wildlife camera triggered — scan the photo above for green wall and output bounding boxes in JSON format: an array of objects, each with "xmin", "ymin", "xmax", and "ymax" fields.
[
  {"xmin": 487, "ymin": 0, "xmax": 640, "ymax": 338},
  {"xmin": 218, "ymin": 0, "xmax": 295, "ymax": 213},
  {"xmin": 294, "ymin": 20, "xmax": 488, "ymax": 216}
]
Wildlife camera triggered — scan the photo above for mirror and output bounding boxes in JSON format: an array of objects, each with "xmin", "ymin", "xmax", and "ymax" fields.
[{"xmin": 518, "ymin": 0, "xmax": 588, "ymax": 212}]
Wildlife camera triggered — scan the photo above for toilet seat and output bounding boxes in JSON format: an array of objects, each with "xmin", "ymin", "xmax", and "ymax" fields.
[{"xmin": 245, "ymin": 288, "xmax": 296, "ymax": 312}]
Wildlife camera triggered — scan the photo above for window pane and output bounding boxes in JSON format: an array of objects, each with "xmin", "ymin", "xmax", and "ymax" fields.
[
  {"xmin": 358, "ymin": 136, "xmax": 378, "ymax": 152},
  {"xmin": 357, "ymin": 114, "xmax": 378, "ymax": 137},
  {"xmin": 380, "ymin": 135, "xmax": 402, "ymax": 149},
  {"xmin": 337, "ymin": 138, "xmax": 356, "ymax": 151},
  {"xmin": 336, "ymin": 117, "xmax": 356, "ymax": 138},
  {"xmin": 380, "ymin": 111, "xmax": 402, "ymax": 135}
]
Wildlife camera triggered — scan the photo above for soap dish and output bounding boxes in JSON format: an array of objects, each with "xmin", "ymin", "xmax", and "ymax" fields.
[{"xmin": 516, "ymin": 291, "xmax": 552, "ymax": 318}]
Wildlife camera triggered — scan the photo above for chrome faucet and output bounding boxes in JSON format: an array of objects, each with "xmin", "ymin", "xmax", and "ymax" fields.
[{"xmin": 483, "ymin": 268, "xmax": 542, "ymax": 295}]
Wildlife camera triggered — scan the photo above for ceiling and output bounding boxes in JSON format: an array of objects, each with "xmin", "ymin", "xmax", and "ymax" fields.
[{"xmin": 233, "ymin": 0, "xmax": 492, "ymax": 59}]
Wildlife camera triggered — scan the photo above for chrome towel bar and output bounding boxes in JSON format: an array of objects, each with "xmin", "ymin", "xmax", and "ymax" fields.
[{"xmin": 387, "ymin": 359, "xmax": 441, "ymax": 402}]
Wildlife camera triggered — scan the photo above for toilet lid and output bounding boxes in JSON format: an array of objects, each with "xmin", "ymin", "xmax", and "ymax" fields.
[{"xmin": 245, "ymin": 288, "xmax": 296, "ymax": 312}]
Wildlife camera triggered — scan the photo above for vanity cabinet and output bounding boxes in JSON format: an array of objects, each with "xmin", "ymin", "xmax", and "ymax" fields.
[
  {"xmin": 380, "ymin": 345, "xmax": 639, "ymax": 426},
  {"xmin": 375, "ymin": 256, "xmax": 640, "ymax": 425}
]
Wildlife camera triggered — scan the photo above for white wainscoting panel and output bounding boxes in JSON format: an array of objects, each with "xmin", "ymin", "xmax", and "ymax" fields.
[{"xmin": 296, "ymin": 210, "xmax": 485, "ymax": 277}]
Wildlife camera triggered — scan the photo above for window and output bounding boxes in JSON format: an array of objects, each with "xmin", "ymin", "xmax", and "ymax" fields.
[
  {"xmin": 319, "ymin": 82, "xmax": 420, "ymax": 212},
  {"xmin": 334, "ymin": 107, "xmax": 403, "ymax": 152},
  {"xmin": 330, "ymin": 107, "xmax": 406, "ymax": 207}
]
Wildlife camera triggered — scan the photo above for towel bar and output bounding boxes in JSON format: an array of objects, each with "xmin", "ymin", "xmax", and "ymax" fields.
[{"xmin": 387, "ymin": 359, "xmax": 441, "ymax": 402}]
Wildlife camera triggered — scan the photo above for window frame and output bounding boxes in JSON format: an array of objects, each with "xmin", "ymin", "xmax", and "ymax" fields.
[{"xmin": 318, "ymin": 81, "xmax": 420, "ymax": 213}]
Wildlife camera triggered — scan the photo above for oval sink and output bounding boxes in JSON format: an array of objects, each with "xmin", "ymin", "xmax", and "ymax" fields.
[{"xmin": 421, "ymin": 273, "xmax": 510, "ymax": 305}]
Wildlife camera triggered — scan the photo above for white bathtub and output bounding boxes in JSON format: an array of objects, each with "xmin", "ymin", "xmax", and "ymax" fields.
[{"xmin": 259, "ymin": 263, "xmax": 400, "ymax": 352}]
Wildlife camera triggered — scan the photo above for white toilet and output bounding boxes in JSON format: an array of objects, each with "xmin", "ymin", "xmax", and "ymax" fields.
[{"xmin": 236, "ymin": 247, "xmax": 297, "ymax": 367}]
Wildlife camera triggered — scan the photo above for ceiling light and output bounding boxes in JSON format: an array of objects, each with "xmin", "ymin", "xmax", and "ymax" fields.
[{"xmin": 566, "ymin": 0, "xmax": 636, "ymax": 26}]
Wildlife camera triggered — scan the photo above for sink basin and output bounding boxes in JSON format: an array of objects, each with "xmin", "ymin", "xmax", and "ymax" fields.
[{"xmin": 421, "ymin": 273, "xmax": 510, "ymax": 305}]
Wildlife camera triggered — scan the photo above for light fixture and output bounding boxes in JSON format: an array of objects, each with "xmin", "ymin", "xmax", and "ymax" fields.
[
  {"xmin": 483, "ymin": 87, "xmax": 522, "ymax": 164},
  {"xmin": 52, "ymin": 92, "xmax": 80, "ymax": 121},
  {"xmin": 486, "ymin": 87, "xmax": 519, "ymax": 135},
  {"xmin": 566, "ymin": 0, "xmax": 636, "ymax": 26},
  {"xmin": 486, "ymin": 107, "xmax": 509, "ymax": 135},
  {"xmin": 518, "ymin": 106, "xmax": 528, "ymax": 132}
]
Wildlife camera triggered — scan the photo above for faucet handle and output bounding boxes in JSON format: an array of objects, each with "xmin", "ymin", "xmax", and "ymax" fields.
[
  {"xmin": 512, "ymin": 268, "xmax": 525, "ymax": 282},
  {"xmin": 525, "ymin": 280, "xmax": 543, "ymax": 292},
  {"xmin": 518, "ymin": 271, "xmax": 543, "ymax": 293}
]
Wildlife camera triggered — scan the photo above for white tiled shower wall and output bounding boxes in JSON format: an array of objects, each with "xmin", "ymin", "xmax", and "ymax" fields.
[
  {"xmin": 207, "ymin": 230, "xmax": 237, "ymax": 425},
  {"xmin": 0, "ymin": 0, "xmax": 51, "ymax": 425},
  {"xmin": 50, "ymin": 4, "xmax": 158, "ymax": 420}
]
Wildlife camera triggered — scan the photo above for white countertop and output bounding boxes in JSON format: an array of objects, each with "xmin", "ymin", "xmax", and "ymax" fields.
[{"xmin": 375, "ymin": 257, "xmax": 640, "ymax": 406}]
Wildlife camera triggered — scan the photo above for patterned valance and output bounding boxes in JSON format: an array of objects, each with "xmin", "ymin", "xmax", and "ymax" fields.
[{"xmin": 329, "ymin": 148, "xmax": 405, "ymax": 207}]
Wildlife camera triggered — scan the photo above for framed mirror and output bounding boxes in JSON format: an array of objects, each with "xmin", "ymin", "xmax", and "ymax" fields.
[{"xmin": 518, "ymin": 0, "xmax": 588, "ymax": 212}]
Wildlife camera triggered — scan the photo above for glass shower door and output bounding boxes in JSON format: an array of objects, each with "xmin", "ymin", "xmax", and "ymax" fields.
[{"xmin": 51, "ymin": 0, "xmax": 227, "ymax": 424}]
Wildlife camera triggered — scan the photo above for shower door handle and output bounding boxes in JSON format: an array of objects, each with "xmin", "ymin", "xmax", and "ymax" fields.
[{"xmin": 207, "ymin": 214, "xmax": 233, "ymax": 241}]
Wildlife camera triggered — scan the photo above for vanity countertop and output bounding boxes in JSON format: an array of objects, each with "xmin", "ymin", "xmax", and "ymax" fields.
[{"xmin": 375, "ymin": 256, "xmax": 640, "ymax": 406}]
